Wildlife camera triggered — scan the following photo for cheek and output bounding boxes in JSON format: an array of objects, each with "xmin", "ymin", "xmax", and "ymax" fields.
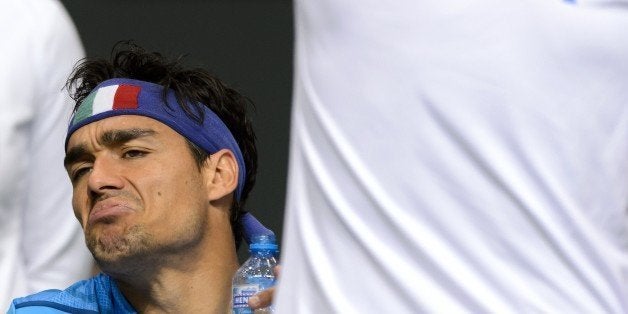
[
  {"xmin": 71, "ymin": 186, "xmax": 90, "ymax": 227},
  {"xmin": 152, "ymin": 166, "xmax": 205, "ymax": 201},
  {"xmin": 136, "ymin": 160, "xmax": 206, "ymax": 219},
  {"xmin": 149, "ymin": 177, "xmax": 206, "ymax": 218},
  {"xmin": 71, "ymin": 195, "xmax": 86, "ymax": 226}
]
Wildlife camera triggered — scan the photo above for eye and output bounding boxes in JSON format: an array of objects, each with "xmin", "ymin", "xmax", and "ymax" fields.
[
  {"xmin": 122, "ymin": 149, "xmax": 147, "ymax": 159},
  {"xmin": 72, "ymin": 166, "xmax": 92, "ymax": 182}
]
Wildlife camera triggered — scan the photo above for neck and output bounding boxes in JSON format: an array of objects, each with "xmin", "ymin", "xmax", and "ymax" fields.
[{"xmin": 111, "ymin": 218, "xmax": 239, "ymax": 313}]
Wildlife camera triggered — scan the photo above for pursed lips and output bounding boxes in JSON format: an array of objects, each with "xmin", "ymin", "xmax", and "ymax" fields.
[{"xmin": 88, "ymin": 198, "xmax": 135, "ymax": 225}]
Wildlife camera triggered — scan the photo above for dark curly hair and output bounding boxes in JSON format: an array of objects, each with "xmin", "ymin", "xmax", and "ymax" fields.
[{"xmin": 66, "ymin": 42, "xmax": 257, "ymax": 249}]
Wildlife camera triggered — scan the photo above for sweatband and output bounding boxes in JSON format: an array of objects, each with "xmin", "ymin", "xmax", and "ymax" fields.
[
  {"xmin": 65, "ymin": 78, "xmax": 246, "ymax": 201},
  {"xmin": 240, "ymin": 212, "xmax": 275, "ymax": 245}
]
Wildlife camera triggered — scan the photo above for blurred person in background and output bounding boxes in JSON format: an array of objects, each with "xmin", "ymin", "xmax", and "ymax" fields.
[
  {"xmin": 276, "ymin": 0, "xmax": 628, "ymax": 312},
  {"xmin": 0, "ymin": 0, "xmax": 93, "ymax": 310}
]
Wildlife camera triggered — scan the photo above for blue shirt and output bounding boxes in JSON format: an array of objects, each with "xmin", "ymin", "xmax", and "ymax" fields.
[{"xmin": 7, "ymin": 273, "xmax": 136, "ymax": 314}]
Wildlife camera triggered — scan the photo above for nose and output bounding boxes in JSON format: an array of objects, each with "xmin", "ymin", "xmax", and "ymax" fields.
[{"xmin": 87, "ymin": 156, "xmax": 125, "ymax": 196}]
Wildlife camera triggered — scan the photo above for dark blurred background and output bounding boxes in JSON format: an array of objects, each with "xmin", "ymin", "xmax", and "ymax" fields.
[{"xmin": 60, "ymin": 0, "xmax": 294, "ymax": 260}]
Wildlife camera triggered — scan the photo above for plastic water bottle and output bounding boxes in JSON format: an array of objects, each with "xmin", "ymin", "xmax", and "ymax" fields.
[{"xmin": 232, "ymin": 234, "xmax": 278, "ymax": 314}]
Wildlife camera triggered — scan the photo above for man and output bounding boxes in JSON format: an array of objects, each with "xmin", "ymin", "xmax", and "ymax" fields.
[
  {"xmin": 276, "ymin": 0, "xmax": 628, "ymax": 312},
  {"xmin": 8, "ymin": 43, "xmax": 270, "ymax": 313}
]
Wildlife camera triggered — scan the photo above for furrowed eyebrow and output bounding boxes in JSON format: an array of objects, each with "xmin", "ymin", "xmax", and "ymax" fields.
[
  {"xmin": 64, "ymin": 129, "xmax": 156, "ymax": 168},
  {"xmin": 100, "ymin": 128, "xmax": 156, "ymax": 147},
  {"xmin": 64, "ymin": 145, "xmax": 88, "ymax": 168}
]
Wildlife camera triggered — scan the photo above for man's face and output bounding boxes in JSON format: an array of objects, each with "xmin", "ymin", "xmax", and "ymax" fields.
[{"xmin": 65, "ymin": 115, "xmax": 210, "ymax": 270}]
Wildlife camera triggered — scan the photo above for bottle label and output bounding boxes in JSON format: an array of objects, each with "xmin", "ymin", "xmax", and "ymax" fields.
[{"xmin": 233, "ymin": 284, "xmax": 260, "ymax": 314}]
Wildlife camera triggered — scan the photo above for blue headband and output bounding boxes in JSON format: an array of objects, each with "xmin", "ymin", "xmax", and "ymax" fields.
[{"xmin": 65, "ymin": 78, "xmax": 246, "ymax": 201}]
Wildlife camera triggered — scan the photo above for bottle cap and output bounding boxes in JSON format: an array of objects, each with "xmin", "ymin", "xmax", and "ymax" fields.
[{"xmin": 249, "ymin": 234, "xmax": 279, "ymax": 252}]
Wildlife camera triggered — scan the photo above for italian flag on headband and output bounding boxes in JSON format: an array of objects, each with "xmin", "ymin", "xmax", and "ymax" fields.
[{"xmin": 72, "ymin": 84, "xmax": 141, "ymax": 125}]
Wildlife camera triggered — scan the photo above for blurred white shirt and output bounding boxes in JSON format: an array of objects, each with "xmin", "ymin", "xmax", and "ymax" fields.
[
  {"xmin": 277, "ymin": 0, "xmax": 628, "ymax": 312},
  {"xmin": 0, "ymin": 0, "xmax": 92, "ymax": 310}
]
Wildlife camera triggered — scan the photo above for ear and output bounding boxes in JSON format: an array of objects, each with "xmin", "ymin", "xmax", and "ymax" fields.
[{"xmin": 203, "ymin": 148, "xmax": 239, "ymax": 201}]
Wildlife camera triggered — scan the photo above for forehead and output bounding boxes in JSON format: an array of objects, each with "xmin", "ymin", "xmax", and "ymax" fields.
[{"xmin": 67, "ymin": 115, "xmax": 183, "ymax": 148}]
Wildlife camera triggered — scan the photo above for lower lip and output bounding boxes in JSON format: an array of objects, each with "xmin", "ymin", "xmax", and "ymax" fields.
[{"xmin": 88, "ymin": 205, "xmax": 133, "ymax": 225}]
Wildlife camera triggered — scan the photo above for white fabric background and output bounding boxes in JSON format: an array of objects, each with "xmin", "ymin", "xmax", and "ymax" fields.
[
  {"xmin": 276, "ymin": 0, "xmax": 628, "ymax": 312},
  {"xmin": 0, "ymin": 0, "xmax": 93, "ymax": 310}
]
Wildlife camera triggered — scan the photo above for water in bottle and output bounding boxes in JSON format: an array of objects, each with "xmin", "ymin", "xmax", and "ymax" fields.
[{"xmin": 232, "ymin": 234, "xmax": 278, "ymax": 314}]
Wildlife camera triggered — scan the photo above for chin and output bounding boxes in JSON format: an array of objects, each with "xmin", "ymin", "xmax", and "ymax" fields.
[{"xmin": 88, "ymin": 224, "xmax": 153, "ymax": 269}]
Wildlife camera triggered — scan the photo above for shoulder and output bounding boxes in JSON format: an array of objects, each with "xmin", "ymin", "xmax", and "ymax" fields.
[{"xmin": 9, "ymin": 274, "xmax": 109, "ymax": 313}]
